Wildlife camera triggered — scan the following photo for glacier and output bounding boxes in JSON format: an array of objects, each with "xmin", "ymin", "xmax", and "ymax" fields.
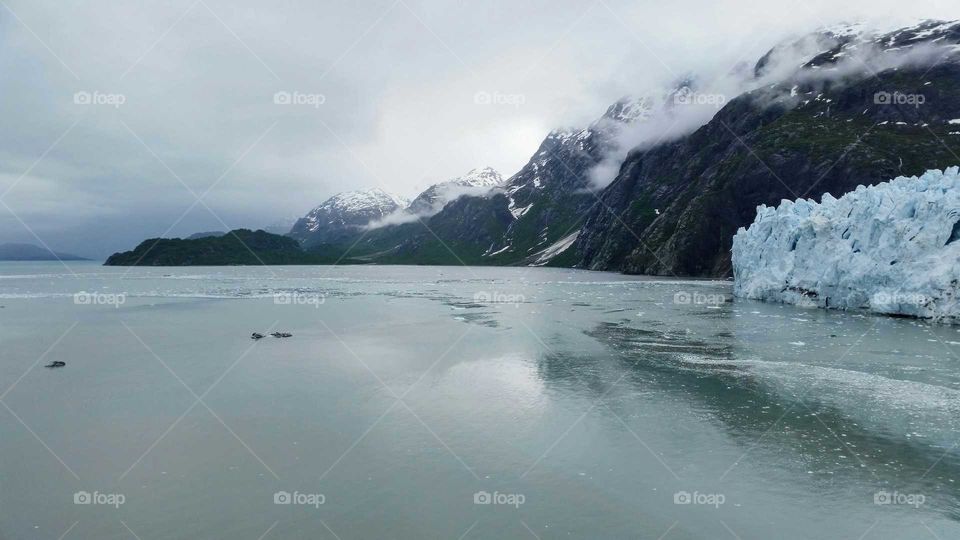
[{"xmin": 732, "ymin": 167, "xmax": 960, "ymax": 321}]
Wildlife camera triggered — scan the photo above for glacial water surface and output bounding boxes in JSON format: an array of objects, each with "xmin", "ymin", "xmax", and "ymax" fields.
[{"xmin": 0, "ymin": 262, "xmax": 958, "ymax": 539}]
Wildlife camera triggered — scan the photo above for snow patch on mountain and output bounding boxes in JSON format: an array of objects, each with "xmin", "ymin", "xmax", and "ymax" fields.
[
  {"xmin": 509, "ymin": 201, "xmax": 533, "ymax": 219},
  {"xmin": 483, "ymin": 244, "xmax": 512, "ymax": 257},
  {"xmin": 733, "ymin": 167, "xmax": 960, "ymax": 321},
  {"xmin": 456, "ymin": 166, "xmax": 502, "ymax": 187},
  {"xmin": 530, "ymin": 231, "xmax": 579, "ymax": 266},
  {"xmin": 406, "ymin": 167, "xmax": 503, "ymax": 216},
  {"xmin": 364, "ymin": 167, "xmax": 504, "ymax": 229}
]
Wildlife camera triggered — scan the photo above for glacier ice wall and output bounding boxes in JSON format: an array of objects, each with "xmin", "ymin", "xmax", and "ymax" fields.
[{"xmin": 732, "ymin": 167, "xmax": 960, "ymax": 320}]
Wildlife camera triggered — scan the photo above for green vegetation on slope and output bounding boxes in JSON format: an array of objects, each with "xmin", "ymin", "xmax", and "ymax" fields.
[{"xmin": 103, "ymin": 229, "xmax": 363, "ymax": 266}]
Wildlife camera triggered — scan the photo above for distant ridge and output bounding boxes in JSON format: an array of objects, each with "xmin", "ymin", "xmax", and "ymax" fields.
[
  {"xmin": 0, "ymin": 243, "xmax": 88, "ymax": 261},
  {"xmin": 104, "ymin": 229, "xmax": 360, "ymax": 266}
]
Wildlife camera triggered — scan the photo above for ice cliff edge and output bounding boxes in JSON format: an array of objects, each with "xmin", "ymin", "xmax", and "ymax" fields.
[{"xmin": 733, "ymin": 167, "xmax": 960, "ymax": 320}]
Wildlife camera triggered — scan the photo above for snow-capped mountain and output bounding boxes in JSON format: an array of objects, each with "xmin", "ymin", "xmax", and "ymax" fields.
[
  {"xmin": 733, "ymin": 167, "xmax": 960, "ymax": 320},
  {"xmin": 288, "ymin": 188, "xmax": 408, "ymax": 247},
  {"xmin": 467, "ymin": 94, "xmax": 655, "ymax": 263},
  {"xmin": 753, "ymin": 20, "xmax": 960, "ymax": 78},
  {"xmin": 370, "ymin": 94, "xmax": 656, "ymax": 265},
  {"xmin": 279, "ymin": 94, "xmax": 654, "ymax": 266},
  {"xmin": 406, "ymin": 167, "xmax": 503, "ymax": 215}
]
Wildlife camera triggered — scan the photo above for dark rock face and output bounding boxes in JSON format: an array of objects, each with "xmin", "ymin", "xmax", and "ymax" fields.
[
  {"xmin": 573, "ymin": 22, "xmax": 960, "ymax": 277},
  {"xmin": 326, "ymin": 193, "xmax": 515, "ymax": 266},
  {"xmin": 488, "ymin": 98, "xmax": 654, "ymax": 264},
  {"xmin": 373, "ymin": 97, "xmax": 652, "ymax": 265}
]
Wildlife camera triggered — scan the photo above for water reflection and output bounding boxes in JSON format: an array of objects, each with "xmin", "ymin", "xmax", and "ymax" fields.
[{"xmin": 584, "ymin": 314, "xmax": 960, "ymax": 521}]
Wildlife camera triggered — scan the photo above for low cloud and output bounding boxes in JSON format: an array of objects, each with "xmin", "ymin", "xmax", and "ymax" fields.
[{"xmin": 365, "ymin": 184, "xmax": 501, "ymax": 229}]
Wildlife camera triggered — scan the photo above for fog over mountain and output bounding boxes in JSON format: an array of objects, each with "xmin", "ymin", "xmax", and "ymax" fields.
[{"xmin": 0, "ymin": 0, "xmax": 957, "ymax": 258}]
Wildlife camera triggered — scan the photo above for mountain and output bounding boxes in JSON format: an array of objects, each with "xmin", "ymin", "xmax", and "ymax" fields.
[
  {"xmin": 0, "ymin": 243, "xmax": 88, "ymax": 261},
  {"xmin": 571, "ymin": 20, "xmax": 960, "ymax": 277},
  {"xmin": 288, "ymin": 188, "xmax": 407, "ymax": 248},
  {"xmin": 406, "ymin": 167, "xmax": 503, "ymax": 215},
  {"xmin": 292, "ymin": 96, "xmax": 656, "ymax": 265},
  {"xmin": 109, "ymin": 21, "xmax": 960, "ymax": 274},
  {"xmin": 473, "ymin": 96, "xmax": 655, "ymax": 265},
  {"xmin": 104, "ymin": 229, "xmax": 341, "ymax": 266}
]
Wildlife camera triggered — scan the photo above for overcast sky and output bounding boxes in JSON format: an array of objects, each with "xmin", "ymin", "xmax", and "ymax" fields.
[{"xmin": 0, "ymin": 0, "xmax": 958, "ymax": 258}]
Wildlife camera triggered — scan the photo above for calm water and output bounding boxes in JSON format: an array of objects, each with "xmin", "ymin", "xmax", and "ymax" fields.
[{"xmin": 0, "ymin": 262, "xmax": 958, "ymax": 539}]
